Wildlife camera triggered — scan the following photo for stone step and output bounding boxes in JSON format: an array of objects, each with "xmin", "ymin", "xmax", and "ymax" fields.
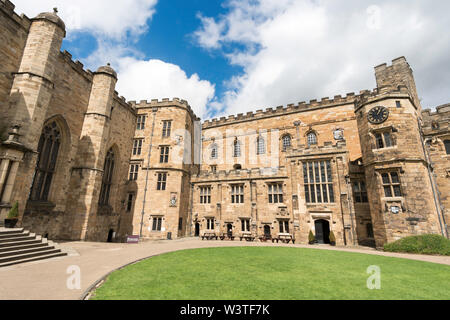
[
  {"xmin": 0, "ymin": 235, "xmax": 36, "ymax": 243},
  {"xmin": 0, "ymin": 246, "xmax": 55, "ymax": 258},
  {"xmin": 0, "ymin": 228, "xmax": 24, "ymax": 236},
  {"xmin": 0, "ymin": 232, "xmax": 30, "ymax": 240},
  {"xmin": 0, "ymin": 248, "xmax": 62, "ymax": 264},
  {"xmin": 0, "ymin": 252, "xmax": 67, "ymax": 268},
  {"xmin": 0, "ymin": 239, "xmax": 42, "ymax": 248},
  {"xmin": 0, "ymin": 242, "xmax": 49, "ymax": 253}
]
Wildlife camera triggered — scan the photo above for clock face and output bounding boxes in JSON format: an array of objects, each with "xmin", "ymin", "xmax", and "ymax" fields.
[{"xmin": 368, "ymin": 106, "xmax": 389, "ymax": 124}]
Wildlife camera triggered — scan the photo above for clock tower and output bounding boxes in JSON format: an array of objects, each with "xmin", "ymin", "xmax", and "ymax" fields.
[{"xmin": 355, "ymin": 58, "xmax": 444, "ymax": 248}]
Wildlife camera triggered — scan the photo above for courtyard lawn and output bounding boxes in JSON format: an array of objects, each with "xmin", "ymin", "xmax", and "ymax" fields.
[{"xmin": 91, "ymin": 247, "xmax": 450, "ymax": 300}]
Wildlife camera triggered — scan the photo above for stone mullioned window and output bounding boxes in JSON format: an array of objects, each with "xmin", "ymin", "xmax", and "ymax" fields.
[
  {"xmin": 199, "ymin": 186, "xmax": 211, "ymax": 204},
  {"xmin": 381, "ymin": 172, "xmax": 402, "ymax": 198},
  {"xmin": 231, "ymin": 184, "xmax": 244, "ymax": 204},
  {"xmin": 132, "ymin": 139, "xmax": 143, "ymax": 156},
  {"xmin": 162, "ymin": 120, "xmax": 172, "ymax": 137},
  {"xmin": 353, "ymin": 180, "xmax": 368, "ymax": 203},
  {"xmin": 268, "ymin": 183, "xmax": 283, "ymax": 204},
  {"xmin": 136, "ymin": 115, "xmax": 146, "ymax": 130},
  {"xmin": 159, "ymin": 146, "xmax": 170, "ymax": 163},
  {"xmin": 157, "ymin": 172, "xmax": 167, "ymax": 191},
  {"xmin": 129, "ymin": 164, "xmax": 139, "ymax": 181},
  {"xmin": 303, "ymin": 160, "xmax": 335, "ymax": 204}
]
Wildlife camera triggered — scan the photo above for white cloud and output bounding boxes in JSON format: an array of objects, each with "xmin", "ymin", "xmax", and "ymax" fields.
[
  {"xmin": 115, "ymin": 58, "xmax": 215, "ymax": 119},
  {"xmin": 194, "ymin": 0, "xmax": 450, "ymax": 116},
  {"xmin": 12, "ymin": 0, "xmax": 158, "ymax": 39}
]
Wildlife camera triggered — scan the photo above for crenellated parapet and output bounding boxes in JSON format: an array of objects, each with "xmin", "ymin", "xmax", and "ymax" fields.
[
  {"xmin": 422, "ymin": 103, "xmax": 450, "ymax": 136},
  {"xmin": 203, "ymin": 93, "xmax": 360, "ymax": 129},
  {"xmin": 129, "ymin": 98, "xmax": 200, "ymax": 122},
  {"xmin": 0, "ymin": 0, "xmax": 31, "ymax": 31},
  {"xmin": 354, "ymin": 85, "xmax": 412, "ymax": 111},
  {"xmin": 287, "ymin": 140, "xmax": 348, "ymax": 159},
  {"xmin": 59, "ymin": 50, "xmax": 94, "ymax": 81}
]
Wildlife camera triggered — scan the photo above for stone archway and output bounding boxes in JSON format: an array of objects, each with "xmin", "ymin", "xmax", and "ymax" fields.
[{"xmin": 194, "ymin": 223, "xmax": 200, "ymax": 237}]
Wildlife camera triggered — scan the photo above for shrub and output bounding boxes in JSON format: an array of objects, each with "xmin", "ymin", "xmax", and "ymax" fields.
[
  {"xmin": 308, "ymin": 231, "xmax": 315, "ymax": 244},
  {"xmin": 384, "ymin": 234, "xmax": 450, "ymax": 256},
  {"xmin": 329, "ymin": 231, "xmax": 336, "ymax": 244},
  {"xmin": 7, "ymin": 201, "xmax": 19, "ymax": 219}
]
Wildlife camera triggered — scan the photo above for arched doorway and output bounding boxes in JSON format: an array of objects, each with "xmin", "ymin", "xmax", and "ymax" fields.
[
  {"xmin": 194, "ymin": 223, "xmax": 200, "ymax": 237},
  {"xmin": 314, "ymin": 220, "xmax": 330, "ymax": 244},
  {"xmin": 107, "ymin": 229, "xmax": 114, "ymax": 243},
  {"xmin": 264, "ymin": 225, "xmax": 271, "ymax": 237},
  {"xmin": 227, "ymin": 223, "xmax": 233, "ymax": 237}
]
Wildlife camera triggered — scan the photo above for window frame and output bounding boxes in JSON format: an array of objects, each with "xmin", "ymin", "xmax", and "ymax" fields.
[
  {"xmin": 159, "ymin": 146, "xmax": 170, "ymax": 163},
  {"xmin": 256, "ymin": 136, "xmax": 266, "ymax": 155},
  {"xmin": 157, "ymin": 172, "xmax": 167, "ymax": 191},
  {"xmin": 136, "ymin": 114, "xmax": 146, "ymax": 130},
  {"xmin": 444, "ymin": 140, "xmax": 450, "ymax": 155},
  {"xmin": 151, "ymin": 216, "xmax": 163, "ymax": 231},
  {"xmin": 268, "ymin": 183, "xmax": 284, "ymax": 204},
  {"xmin": 231, "ymin": 184, "xmax": 244, "ymax": 204},
  {"xmin": 381, "ymin": 171, "xmax": 402, "ymax": 198},
  {"xmin": 374, "ymin": 131, "xmax": 394, "ymax": 149},
  {"xmin": 162, "ymin": 120, "xmax": 172, "ymax": 137},
  {"xmin": 126, "ymin": 193, "xmax": 134, "ymax": 212},
  {"xmin": 206, "ymin": 218, "xmax": 215, "ymax": 230},
  {"xmin": 278, "ymin": 219, "xmax": 290, "ymax": 234},
  {"xmin": 353, "ymin": 180, "xmax": 368, "ymax": 203},
  {"xmin": 303, "ymin": 160, "xmax": 335, "ymax": 204},
  {"xmin": 30, "ymin": 121, "xmax": 62, "ymax": 201},
  {"xmin": 129, "ymin": 164, "xmax": 139, "ymax": 181},
  {"xmin": 241, "ymin": 219, "xmax": 251, "ymax": 232},
  {"xmin": 282, "ymin": 135, "xmax": 292, "ymax": 151},
  {"xmin": 233, "ymin": 139, "xmax": 241, "ymax": 158},
  {"xmin": 132, "ymin": 139, "xmax": 143, "ymax": 156},
  {"xmin": 307, "ymin": 132, "xmax": 317, "ymax": 147},
  {"xmin": 199, "ymin": 186, "xmax": 212, "ymax": 204}
]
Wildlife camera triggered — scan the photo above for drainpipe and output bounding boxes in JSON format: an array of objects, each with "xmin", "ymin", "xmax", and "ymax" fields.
[
  {"xmin": 418, "ymin": 119, "xmax": 447, "ymax": 238},
  {"xmin": 139, "ymin": 108, "xmax": 158, "ymax": 238}
]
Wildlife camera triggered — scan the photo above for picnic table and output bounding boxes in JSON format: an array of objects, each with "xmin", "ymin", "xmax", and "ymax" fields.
[
  {"xmin": 201, "ymin": 232, "xmax": 218, "ymax": 240},
  {"xmin": 239, "ymin": 234, "xmax": 256, "ymax": 242},
  {"xmin": 259, "ymin": 235, "xmax": 272, "ymax": 242},
  {"xmin": 219, "ymin": 233, "xmax": 235, "ymax": 241},
  {"xmin": 272, "ymin": 234, "xmax": 295, "ymax": 244}
]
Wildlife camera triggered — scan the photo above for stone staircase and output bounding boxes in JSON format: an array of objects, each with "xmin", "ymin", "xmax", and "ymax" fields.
[{"xmin": 0, "ymin": 228, "xmax": 67, "ymax": 267}]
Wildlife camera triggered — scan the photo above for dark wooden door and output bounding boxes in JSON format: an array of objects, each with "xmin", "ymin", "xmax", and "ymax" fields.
[
  {"xmin": 315, "ymin": 220, "xmax": 330, "ymax": 244},
  {"xmin": 195, "ymin": 223, "xmax": 200, "ymax": 237},
  {"xmin": 264, "ymin": 225, "xmax": 271, "ymax": 237}
]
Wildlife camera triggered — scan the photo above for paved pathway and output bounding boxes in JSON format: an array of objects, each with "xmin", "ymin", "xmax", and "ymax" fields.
[{"xmin": 0, "ymin": 238, "xmax": 448, "ymax": 300}]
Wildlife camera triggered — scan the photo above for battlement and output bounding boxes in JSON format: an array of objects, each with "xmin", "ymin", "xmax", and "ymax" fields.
[
  {"xmin": 128, "ymin": 98, "xmax": 200, "ymax": 121},
  {"xmin": 193, "ymin": 166, "xmax": 288, "ymax": 181},
  {"xmin": 202, "ymin": 92, "xmax": 359, "ymax": 129},
  {"xmin": 374, "ymin": 56, "xmax": 409, "ymax": 73},
  {"xmin": 422, "ymin": 103, "xmax": 450, "ymax": 117},
  {"xmin": 0, "ymin": 0, "xmax": 31, "ymax": 30},
  {"xmin": 60, "ymin": 50, "xmax": 94, "ymax": 81},
  {"xmin": 354, "ymin": 85, "xmax": 412, "ymax": 110}
]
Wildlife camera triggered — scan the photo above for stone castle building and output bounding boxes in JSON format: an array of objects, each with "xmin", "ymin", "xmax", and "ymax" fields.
[{"xmin": 0, "ymin": 1, "xmax": 448, "ymax": 248}]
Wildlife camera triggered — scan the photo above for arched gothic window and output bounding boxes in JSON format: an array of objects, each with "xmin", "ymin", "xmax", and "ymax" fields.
[
  {"xmin": 256, "ymin": 136, "xmax": 266, "ymax": 155},
  {"xmin": 99, "ymin": 148, "xmax": 115, "ymax": 206},
  {"xmin": 210, "ymin": 143, "xmax": 218, "ymax": 159},
  {"xmin": 30, "ymin": 121, "xmax": 61, "ymax": 201},
  {"xmin": 307, "ymin": 132, "xmax": 317, "ymax": 147},
  {"xmin": 233, "ymin": 139, "xmax": 241, "ymax": 158},
  {"xmin": 282, "ymin": 135, "xmax": 292, "ymax": 151}
]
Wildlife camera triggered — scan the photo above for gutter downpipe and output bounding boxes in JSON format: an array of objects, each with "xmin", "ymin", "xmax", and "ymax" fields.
[{"xmin": 139, "ymin": 108, "xmax": 158, "ymax": 238}]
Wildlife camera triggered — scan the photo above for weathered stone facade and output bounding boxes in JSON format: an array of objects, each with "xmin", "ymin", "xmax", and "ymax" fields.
[{"xmin": 0, "ymin": 1, "xmax": 448, "ymax": 247}]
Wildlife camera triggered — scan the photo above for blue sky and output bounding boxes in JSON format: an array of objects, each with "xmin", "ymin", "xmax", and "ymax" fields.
[{"xmin": 12, "ymin": 1, "xmax": 450, "ymax": 119}]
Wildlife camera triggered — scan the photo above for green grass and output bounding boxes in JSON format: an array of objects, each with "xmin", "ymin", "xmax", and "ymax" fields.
[
  {"xmin": 91, "ymin": 247, "xmax": 450, "ymax": 300},
  {"xmin": 384, "ymin": 234, "xmax": 450, "ymax": 256}
]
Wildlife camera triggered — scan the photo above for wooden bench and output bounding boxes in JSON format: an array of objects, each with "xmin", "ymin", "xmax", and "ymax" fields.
[{"xmin": 201, "ymin": 232, "xmax": 218, "ymax": 240}]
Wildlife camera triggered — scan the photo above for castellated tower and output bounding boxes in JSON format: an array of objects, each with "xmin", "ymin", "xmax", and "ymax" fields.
[
  {"xmin": 356, "ymin": 57, "xmax": 444, "ymax": 247},
  {"xmin": 127, "ymin": 99, "xmax": 200, "ymax": 240},
  {"xmin": 6, "ymin": 9, "xmax": 65, "ymax": 149},
  {"xmin": 65, "ymin": 65, "xmax": 118, "ymax": 241},
  {"xmin": 0, "ymin": 9, "xmax": 65, "ymax": 224}
]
